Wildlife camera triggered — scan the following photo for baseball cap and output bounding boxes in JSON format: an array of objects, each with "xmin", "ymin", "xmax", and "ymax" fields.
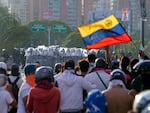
[{"xmin": 0, "ymin": 62, "xmax": 7, "ymax": 71}]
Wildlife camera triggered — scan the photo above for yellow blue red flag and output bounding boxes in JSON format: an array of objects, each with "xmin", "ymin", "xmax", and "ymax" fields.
[{"xmin": 78, "ymin": 14, "xmax": 132, "ymax": 49}]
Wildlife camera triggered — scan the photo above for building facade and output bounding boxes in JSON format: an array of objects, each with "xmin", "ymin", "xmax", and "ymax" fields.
[{"xmin": 8, "ymin": 0, "xmax": 82, "ymax": 28}]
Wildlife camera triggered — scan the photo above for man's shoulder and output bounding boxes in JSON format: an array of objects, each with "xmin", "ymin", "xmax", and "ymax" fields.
[
  {"xmin": 87, "ymin": 71, "xmax": 97, "ymax": 75},
  {"xmin": 20, "ymin": 82, "xmax": 31, "ymax": 90}
]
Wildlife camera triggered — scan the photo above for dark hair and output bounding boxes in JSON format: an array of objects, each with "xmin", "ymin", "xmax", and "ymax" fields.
[
  {"xmin": 24, "ymin": 64, "xmax": 36, "ymax": 75},
  {"xmin": 120, "ymin": 56, "xmax": 130, "ymax": 69},
  {"xmin": 130, "ymin": 59, "xmax": 139, "ymax": 71},
  {"xmin": 88, "ymin": 54, "xmax": 96, "ymax": 62},
  {"xmin": 0, "ymin": 68, "xmax": 7, "ymax": 75},
  {"xmin": 64, "ymin": 60, "xmax": 75, "ymax": 69},
  {"xmin": 11, "ymin": 64, "xmax": 19, "ymax": 76},
  {"xmin": 79, "ymin": 59, "xmax": 89, "ymax": 73},
  {"xmin": 54, "ymin": 63, "xmax": 62, "ymax": 74}
]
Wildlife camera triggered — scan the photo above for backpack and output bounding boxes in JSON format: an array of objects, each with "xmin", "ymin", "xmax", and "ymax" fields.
[{"xmin": 8, "ymin": 76, "xmax": 20, "ymax": 102}]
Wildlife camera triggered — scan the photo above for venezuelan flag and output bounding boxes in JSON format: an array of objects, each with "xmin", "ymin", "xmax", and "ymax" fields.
[{"xmin": 78, "ymin": 14, "xmax": 132, "ymax": 49}]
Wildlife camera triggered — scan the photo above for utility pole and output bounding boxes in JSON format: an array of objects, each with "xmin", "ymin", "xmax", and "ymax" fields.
[
  {"xmin": 140, "ymin": 0, "xmax": 146, "ymax": 48},
  {"xmin": 48, "ymin": 26, "xmax": 51, "ymax": 46}
]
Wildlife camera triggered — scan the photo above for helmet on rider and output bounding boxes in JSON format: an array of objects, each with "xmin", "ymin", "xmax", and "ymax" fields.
[
  {"xmin": 133, "ymin": 60, "xmax": 150, "ymax": 76},
  {"xmin": 84, "ymin": 89, "xmax": 107, "ymax": 113},
  {"xmin": 35, "ymin": 66, "xmax": 53, "ymax": 83},
  {"xmin": 133, "ymin": 90, "xmax": 150, "ymax": 113},
  {"xmin": 95, "ymin": 58, "xmax": 106, "ymax": 68},
  {"xmin": 132, "ymin": 60, "xmax": 150, "ymax": 90}
]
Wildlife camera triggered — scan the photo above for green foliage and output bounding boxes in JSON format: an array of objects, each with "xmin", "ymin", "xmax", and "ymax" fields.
[
  {"xmin": 0, "ymin": 7, "xmax": 8, "ymax": 16},
  {"xmin": 62, "ymin": 31, "xmax": 85, "ymax": 48},
  {"xmin": 0, "ymin": 6, "xmax": 149, "ymax": 58},
  {"xmin": 0, "ymin": 7, "xmax": 21, "ymax": 51}
]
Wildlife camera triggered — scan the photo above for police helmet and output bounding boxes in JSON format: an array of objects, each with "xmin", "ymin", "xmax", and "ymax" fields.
[
  {"xmin": 133, "ymin": 90, "xmax": 150, "ymax": 113},
  {"xmin": 84, "ymin": 89, "xmax": 107, "ymax": 113},
  {"xmin": 35, "ymin": 66, "xmax": 53, "ymax": 83}
]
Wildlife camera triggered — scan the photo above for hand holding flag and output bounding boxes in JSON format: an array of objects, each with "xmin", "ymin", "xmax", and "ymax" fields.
[{"xmin": 78, "ymin": 14, "xmax": 132, "ymax": 49}]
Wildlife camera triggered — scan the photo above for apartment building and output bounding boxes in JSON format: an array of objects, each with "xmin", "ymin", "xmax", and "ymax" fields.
[{"xmin": 8, "ymin": 0, "xmax": 82, "ymax": 28}]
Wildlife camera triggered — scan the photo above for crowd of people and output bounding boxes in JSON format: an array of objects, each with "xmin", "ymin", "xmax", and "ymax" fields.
[{"xmin": 0, "ymin": 47, "xmax": 150, "ymax": 113}]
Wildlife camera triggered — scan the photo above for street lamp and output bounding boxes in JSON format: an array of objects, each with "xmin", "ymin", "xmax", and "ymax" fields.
[
  {"xmin": 48, "ymin": 26, "xmax": 51, "ymax": 46},
  {"xmin": 140, "ymin": 0, "xmax": 146, "ymax": 48}
]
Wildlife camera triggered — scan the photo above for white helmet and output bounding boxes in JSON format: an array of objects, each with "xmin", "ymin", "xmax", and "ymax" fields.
[{"xmin": 133, "ymin": 90, "xmax": 150, "ymax": 113}]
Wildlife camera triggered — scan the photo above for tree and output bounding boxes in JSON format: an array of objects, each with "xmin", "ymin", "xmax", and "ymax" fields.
[
  {"xmin": 0, "ymin": 7, "xmax": 21, "ymax": 51},
  {"xmin": 62, "ymin": 31, "xmax": 85, "ymax": 48}
]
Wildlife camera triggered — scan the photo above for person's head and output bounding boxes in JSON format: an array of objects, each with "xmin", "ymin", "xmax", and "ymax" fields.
[
  {"xmin": 24, "ymin": 64, "xmax": 36, "ymax": 76},
  {"xmin": 11, "ymin": 64, "xmax": 19, "ymax": 76},
  {"xmin": 64, "ymin": 59, "xmax": 75, "ymax": 70},
  {"xmin": 112, "ymin": 60, "xmax": 119, "ymax": 69},
  {"xmin": 0, "ymin": 62, "xmax": 7, "ymax": 75},
  {"xmin": 0, "ymin": 74, "xmax": 7, "ymax": 87},
  {"xmin": 130, "ymin": 59, "xmax": 139, "ymax": 73},
  {"xmin": 138, "ymin": 50, "xmax": 149, "ymax": 60},
  {"xmin": 35, "ymin": 61, "xmax": 40, "ymax": 68},
  {"xmin": 78, "ymin": 59, "xmax": 89, "ymax": 73},
  {"xmin": 88, "ymin": 53, "xmax": 96, "ymax": 63},
  {"xmin": 132, "ymin": 60, "xmax": 150, "ymax": 90},
  {"xmin": 24, "ymin": 64, "xmax": 36, "ymax": 87},
  {"xmin": 132, "ymin": 90, "xmax": 150, "ymax": 113},
  {"xmin": 109, "ymin": 69, "xmax": 127, "ymax": 88},
  {"xmin": 95, "ymin": 58, "xmax": 107, "ymax": 68},
  {"xmin": 119, "ymin": 56, "xmax": 130, "ymax": 69},
  {"xmin": 84, "ymin": 89, "xmax": 107, "ymax": 113},
  {"xmin": 35, "ymin": 66, "xmax": 54, "ymax": 83},
  {"xmin": 54, "ymin": 63, "xmax": 62, "ymax": 74}
]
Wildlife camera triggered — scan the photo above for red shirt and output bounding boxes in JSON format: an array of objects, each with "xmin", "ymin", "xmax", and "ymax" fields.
[{"xmin": 27, "ymin": 85, "xmax": 60, "ymax": 113}]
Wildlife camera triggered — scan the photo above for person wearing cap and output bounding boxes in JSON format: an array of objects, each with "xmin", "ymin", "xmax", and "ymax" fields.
[
  {"xmin": 17, "ymin": 64, "xmax": 36, "ymax": 113},
  {"xmin": 27, "ymin": 66, "xmax": 60, "ymax": 113},
  {"xmin": 55, "ymin": 59, "xmax": 96, "ymax": 113},
  {"xmin": 0, "ymin": 73, "xmax": 17, "ymax": 113},
  {"xmin": 103, "ymin": 69, "xmax": 136, "ymax": 113},
  {"xmin": 85, "ymin": 58, "xmax": 110, "ymax": 91}
]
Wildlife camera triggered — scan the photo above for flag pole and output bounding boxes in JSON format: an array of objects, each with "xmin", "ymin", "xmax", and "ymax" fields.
[{"xmin": 140, "ymin": 0, "xmax": 146, "ymax": 49}]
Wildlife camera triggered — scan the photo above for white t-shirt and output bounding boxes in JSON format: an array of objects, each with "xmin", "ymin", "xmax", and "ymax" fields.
[
  {"xmin": 17, "ymin": 82, "xmax": 31, "ymax": 113},
  {"xmin": 0, "ymin": 86, "xmax": 14, "ymax": 113},
  {"xmin": 85, "ymin": 70, "xmax": 110, "ymax": 91},
  {"xmin": 8, "ymin": 75, "xmax": 23, "ymax": 88}
]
